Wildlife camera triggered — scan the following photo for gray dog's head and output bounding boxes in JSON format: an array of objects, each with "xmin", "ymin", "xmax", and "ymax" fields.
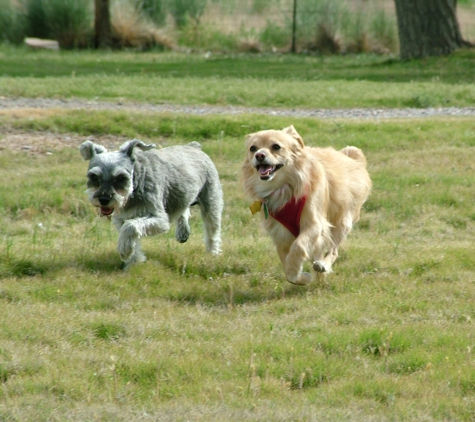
[{"xmin": 79, "ymin": 139, "xmax": 156, "ymax": 216}]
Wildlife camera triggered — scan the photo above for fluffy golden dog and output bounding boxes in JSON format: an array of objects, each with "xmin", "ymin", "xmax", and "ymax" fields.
[{"xmin": 241, "ymin": 125, "xmax": 371, "ymax": 285}]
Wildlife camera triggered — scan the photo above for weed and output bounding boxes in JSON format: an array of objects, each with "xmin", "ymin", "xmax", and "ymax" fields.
[{"xmin": 91, "ymin": 322, "xmax": 127, "ymax": 341}]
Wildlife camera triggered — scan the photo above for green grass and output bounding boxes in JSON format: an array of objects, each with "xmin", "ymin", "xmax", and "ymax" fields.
[
  {"xmin": 2, "ymin": 46, "xmax": 475, "ymax": 109},
  {"xmin": 1, "ymin": 107, "xmax": 475, "ymax": 420}
]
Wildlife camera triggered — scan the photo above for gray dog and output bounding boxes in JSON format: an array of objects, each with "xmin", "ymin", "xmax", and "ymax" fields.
[{"xmin": 79, "ymin": 139, "xmax": 223, "ymax": 269}]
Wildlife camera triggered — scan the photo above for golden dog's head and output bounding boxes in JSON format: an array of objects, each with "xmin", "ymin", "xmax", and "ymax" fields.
[{"xmin": 244, "ymin": 125, "xmax": 305, "ymax": 183}]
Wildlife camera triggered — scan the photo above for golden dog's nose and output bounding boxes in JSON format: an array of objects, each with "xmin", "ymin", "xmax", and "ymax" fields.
[{"xmin": 255, "ymin": 151, "xmax": 266, "ymax": 162}]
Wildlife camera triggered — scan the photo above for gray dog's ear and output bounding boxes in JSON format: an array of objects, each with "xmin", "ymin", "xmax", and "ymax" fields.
[
  {"xmin": 120, "ymin": 139, "xmax": 156, "ymax": 157},
  {"xmin": 79, "ymin": 140, "xmax": 108, "ymax": 161},
  {"xmin": 187, "ymin": 141, "xmax": 202, "ymax": 150}
]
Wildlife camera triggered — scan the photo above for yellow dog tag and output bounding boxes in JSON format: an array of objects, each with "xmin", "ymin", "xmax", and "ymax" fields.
[
  {"xmin": 249, "ymin": 201, "xmax": 262, "ymax": 215},
  {"xmin": 249, "ymin": 201, "xmax": 269, "ymax": 219}
]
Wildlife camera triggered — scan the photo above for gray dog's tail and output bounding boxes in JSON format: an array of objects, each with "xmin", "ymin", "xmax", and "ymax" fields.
[{"xmin": 188, "ymin": 141, "xmax": 202, "ymax": 150}]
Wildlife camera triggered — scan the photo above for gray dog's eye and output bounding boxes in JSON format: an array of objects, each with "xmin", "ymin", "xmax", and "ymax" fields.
[
  {"xmin": 113, "ymin": 175, "xmax": 129, "ymax": 188},
  {"xmin": 272, "ymin": 144, "xmax": 281, "ymax": 151},
  {"xmin": 88, "ymin": 174, "xmax": 100, "ymax": 184}
]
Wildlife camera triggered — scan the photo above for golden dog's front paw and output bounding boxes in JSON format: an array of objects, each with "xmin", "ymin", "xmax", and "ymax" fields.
[
  {"xmin": 313, "ymin": 260, "xmax": 331, "ymax": 273},
  {"xmin": 287, "ymin": 272, "xmax": 312, "ymax": 286}
]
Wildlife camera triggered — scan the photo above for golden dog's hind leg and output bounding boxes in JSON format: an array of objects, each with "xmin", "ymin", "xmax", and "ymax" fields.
[{"xmin": 313, "ymin": 212, "xmax": 354, "ymax": 273}]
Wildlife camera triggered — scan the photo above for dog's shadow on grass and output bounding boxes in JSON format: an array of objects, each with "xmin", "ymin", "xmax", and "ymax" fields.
[
  {"xmin": 155, "ymin": 260, "xmax": 329, "ymax": 306},
  {"xmin": 3, "ymin": 253, "xmax": 123, "ymax": 277},
  {"xmin": 162, "ymin": 279, "xmax": 328, "ymax": 307},
  {"xmin": 1, "ymin": 249, "xmax": 324, "ymax": 307},
  {"xmin": 78, "ymin": 253, "xmax": 124, "ymax": 273}
]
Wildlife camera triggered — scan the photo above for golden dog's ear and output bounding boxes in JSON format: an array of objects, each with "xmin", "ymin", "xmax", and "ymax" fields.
[
  {"xmin": 244, "ymin": 133, "xmax": 255, "ymax": 145},
  {"xmin": 283, "ymin": 125, "xmax": 305, "ymax": 148}
]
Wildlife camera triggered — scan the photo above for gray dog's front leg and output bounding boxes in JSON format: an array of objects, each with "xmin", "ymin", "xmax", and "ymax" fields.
[
  {"xmin": 117, "ymin": 215, "xmax": 170, "ymax": 264},
  {"xmin": 175, "ymin": 208, "xmax": 191, "ymax": 243}
]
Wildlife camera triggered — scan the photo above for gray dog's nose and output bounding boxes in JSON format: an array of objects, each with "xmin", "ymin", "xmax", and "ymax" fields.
[
  {"xmin": 255, "ymin": 152, "xmax": 266, "ymax": 162},
  {"xmin": 98, "ymin": 196, "xmax": 110, "ymax": 206}
]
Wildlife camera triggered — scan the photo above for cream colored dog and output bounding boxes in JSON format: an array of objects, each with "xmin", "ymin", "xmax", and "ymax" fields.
[{"xmin": 242, "ymin": 125, "xmax": 371, "ymax": 285}]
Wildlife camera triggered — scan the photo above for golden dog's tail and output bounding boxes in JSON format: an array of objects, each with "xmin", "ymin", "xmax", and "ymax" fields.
[{"xmin": 340, "ymin": 146, "xmax": 367, "ymax": 166}]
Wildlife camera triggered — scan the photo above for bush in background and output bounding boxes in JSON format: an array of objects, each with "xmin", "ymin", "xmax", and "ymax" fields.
[
  {"xmin": 297, "ymin": 0, "xmax": 342, "ymax": 53},
  {"xmin": 0, "ymin": 0, "xmax": 27, "ymax": 44},
  {"xmin": 0, "ymin": 0, "xmax": 400, "ymax": 54},
  {"xmin": 168, "ymin": 0, "xmax": 207, "ymax": 28},
  {"xmin": 23, "ymin": 0, "xmax": 50, "ymax": 39},
  {"xmin": 43, "ymin": 0, "xmax": 93, "ymax": 48},
  {"xmin": 136, "ymin": 0, "xmax": 167, "ymax": 26},
  {"xmin": 112, "ymin": 0, "xmax": 174, "ymax": 50},
  {"xmin": 22, "ymin": 0, "xmax": 92, "ymax": 48},
  {"xmin": 369, "ymin": 8, "xmax": 398, "ymax": 53}
]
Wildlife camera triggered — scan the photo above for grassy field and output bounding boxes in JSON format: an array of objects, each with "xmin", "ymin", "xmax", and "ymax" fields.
[
  {"xmin": 1, "ymin": 48, "xmax": 475, "ymax": 420},
  {"xmin": 2, "ymin": 46, "xmax": 475, "ymax": 109}
]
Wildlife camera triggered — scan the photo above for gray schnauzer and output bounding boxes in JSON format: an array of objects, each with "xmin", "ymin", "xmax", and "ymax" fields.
[{"xmin": 79, "ymin": 139, "xmax": 223, "ymax": 269}]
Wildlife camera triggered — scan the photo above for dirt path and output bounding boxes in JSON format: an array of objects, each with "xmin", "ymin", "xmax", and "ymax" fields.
[
  {"xmin": 2, "ymin": 97, "xmax": 475, "ymax": 119},
  {"xmin": 2, "ymin": 97, "xmax": 475, "ymax": 155}
]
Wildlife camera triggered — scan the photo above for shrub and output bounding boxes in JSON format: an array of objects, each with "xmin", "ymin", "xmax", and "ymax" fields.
[
  {"xmin": 136, "ymin": 0, "xmax": 167, "ymax": 26},
  {"xmin": 23, "ymin": 0, "xmax": 50, "ymax": 39},
  {"xmin": 43, "ymin": 0, "xmax": 93, "ymax": 48},
  {"xmin": 178, "ymin": 21, "xmax": 238, "ymax": 52},
  {"xmin": 370, "ymin": 8, "xmax": 398, "ymax": 53},
  {"xmin": 112, "ymin": 1, "xmax": 174, "ymax": 50},
  {"xmin": 260, "ymin": 20, "xmax": 290, "ymax": 51},
  {"xmin": 0, "ymin": 0, "xmax": 27, "ymax": 44},
  {"xmin": 22, "ymin": 0, "xmax": 92, "ymax": 48},
  {"xmin": 296, "ymin": 0, "xmax": 343, "ymax": 53},
  {"xmin": 169, "ymin": 0, "xmax": 207, "ymax": 28},
  {"xmin": 341, "ymin": 10, "xmax": 370, "ymax": 53}
]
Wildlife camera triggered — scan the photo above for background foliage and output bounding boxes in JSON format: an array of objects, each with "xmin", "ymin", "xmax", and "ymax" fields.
[{"xmin": 0, "ymin": 0, "xmax": 435, "ymax": 52}]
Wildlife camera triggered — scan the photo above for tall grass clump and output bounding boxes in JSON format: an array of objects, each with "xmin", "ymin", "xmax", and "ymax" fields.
[
  {"xmin": 112, "ymin": 0, "xmax": 174, "ymax": 50},
  {"xmin": 43, "ymin": 0, "xmax": 92, "ymax": 48},
  {"xmin": 0, "ymin": 0, "xmax": 27, "ymax": 44},
  {"xmin": 168, "ymin": 0, "xmax": 207, "ymax": 28},
  {"xmin": 23, "ymin": 0, "xmax": 50, "ymax": 39},
  {"xmin": 369, "ymin": 7, "xmax": 399, "ymax": 53},
  {"xmin": 295, "ymin": 0, "xmax": 397, "ymax": 54},
  {"xmin": 298, "ymin": 0, "xmax": 342, "ymax": 53},
  {"xmin": 259, "ymin": 19, "xmax": 290, "ymax": 51},
  {"xmin": 136, "ymin": 0, "xmax": 167, "ymax": 26},
  {"xmin": 23, "ymin": 0, "xmax": 93, "ymax": 48}
]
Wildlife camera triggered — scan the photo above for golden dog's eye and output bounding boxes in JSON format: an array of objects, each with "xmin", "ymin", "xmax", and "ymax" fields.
[
  {"xmin": 272, "ymin": 144, "xmax": 281, "ymax": 151},
  {"xmin": 250, "ymin": 145, "xmax": 257, "ymax": 152}
]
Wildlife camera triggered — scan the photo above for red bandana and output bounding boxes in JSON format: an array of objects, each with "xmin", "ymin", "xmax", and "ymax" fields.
[{"xmin": 270, "ymin": 195, "xmax": 307, "ymax": 237}]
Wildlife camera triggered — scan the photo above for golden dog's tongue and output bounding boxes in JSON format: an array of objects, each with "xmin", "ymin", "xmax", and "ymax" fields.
[{"xmin": 259, "ymin": 165, "xmax": 274, "ymax": 176}]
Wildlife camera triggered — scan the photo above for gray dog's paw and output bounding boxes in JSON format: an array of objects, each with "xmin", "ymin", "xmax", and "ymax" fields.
[
  {"xmin": 117, "ymin": 222, "xmax": 139, "ymax": 261},
  {"xmin": 175, "ymin": 222, "xmax": 191, "ymax": 243},
  {"xmin": 118, "ymin": 240, "xmax": 135, "ymax": 262}
]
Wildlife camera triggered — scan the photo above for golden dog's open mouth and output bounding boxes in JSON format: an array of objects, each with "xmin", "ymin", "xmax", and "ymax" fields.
[{"xmin": 256, "ymin": 164, "xmax": 283, "ymax": 180}]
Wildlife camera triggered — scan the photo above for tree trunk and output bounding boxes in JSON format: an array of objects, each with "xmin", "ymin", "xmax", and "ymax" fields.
[
  {"xmin": 394, "ymin": 0, "xmax": 467, "ymax": 60},
  {"xmin": 94, "ymin": 0, "xmax": 112, "ymax": 49}
]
